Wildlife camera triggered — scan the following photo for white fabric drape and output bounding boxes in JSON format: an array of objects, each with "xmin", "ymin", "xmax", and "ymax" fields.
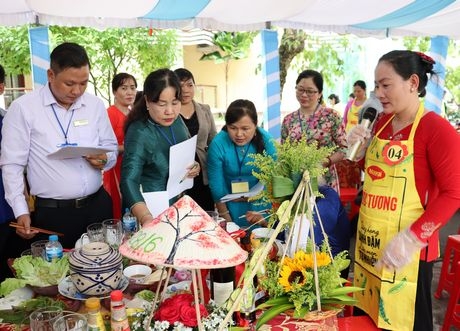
[{"xmin": 1, "ymin": 0, "xmax": 460, "ymax": 38}]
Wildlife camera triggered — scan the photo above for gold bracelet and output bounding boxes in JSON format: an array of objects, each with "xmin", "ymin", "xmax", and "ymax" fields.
[{"xmin": 219, "ymin": 210, "xmax": 230, "ymax": 216}]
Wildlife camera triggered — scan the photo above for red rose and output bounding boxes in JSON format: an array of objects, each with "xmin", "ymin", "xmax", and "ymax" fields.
[
  {"xmin": 159, "ymin": 293, "xmax": 192, "ymax": 309},
  {"xmin": 154, "ymin": 293, "xmax": 209, "ymax": 327},
  {"xmin": 172, "ymin": 293, "xmax": 194, "ymax": 303},
  {"xmin": 179, "ymin": 303, "xmax": 208, "ymax": 327},
  {"xmin": 169, "ymin": 293, "xmax": 194, "ymax": 306},
  {"xmin": 154, "ymin": 304, "xmax": 181, "ymax": 325},
  {"xmin": 155, "ymin": 294, "xmax": 199, "ymax": 325}
]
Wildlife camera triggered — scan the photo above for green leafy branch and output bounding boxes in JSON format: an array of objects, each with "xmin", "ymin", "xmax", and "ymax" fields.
[{"xmin": 248, "ymin": 137, "xmax": 335, "ymax": 208}]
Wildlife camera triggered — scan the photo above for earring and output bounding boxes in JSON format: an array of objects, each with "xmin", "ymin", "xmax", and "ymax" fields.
[{"xmin": 410, "ymin": 88, "xmax": 414, "ymax": 93}]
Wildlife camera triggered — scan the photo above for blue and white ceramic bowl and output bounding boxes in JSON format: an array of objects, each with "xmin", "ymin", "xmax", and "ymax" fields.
[{"xmin": 68, "ymin": 242, "xmax": 123, "ymax": 296}]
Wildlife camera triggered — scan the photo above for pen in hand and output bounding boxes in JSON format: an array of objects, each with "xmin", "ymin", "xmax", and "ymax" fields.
[
  {"xmin": 179, "ymin": 162, "xmax": 199, "ymax": 184},
  {"xmin": 238, "ymin": 209, "xmax": 271, "ymax": 218}
]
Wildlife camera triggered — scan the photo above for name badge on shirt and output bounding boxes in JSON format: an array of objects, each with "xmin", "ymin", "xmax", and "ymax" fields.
[
  {"xmin": 231, "ymin": 179, "xmax": 249, "ymax": 194},
  {"xmin": 74, "ymin": 119, "xmax": 89, "ymax": 127}
]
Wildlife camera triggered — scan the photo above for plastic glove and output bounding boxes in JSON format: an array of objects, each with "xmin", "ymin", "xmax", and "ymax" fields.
[
  {"xmin": 346, "ymin": 123, "xmax": 372, "ymax": 161},
  {"xmin": 375, "ymin": 227, "xmax": 427, "ymax": 272}
]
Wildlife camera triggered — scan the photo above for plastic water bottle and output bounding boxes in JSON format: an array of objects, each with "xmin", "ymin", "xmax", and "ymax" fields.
[
  {"xmin": 45, "ymin": 234, "xmax": 63, "ymax": 262},
  {"xmin": 122, "ymin": 208, "xmax": 137, "ymax": 238}
]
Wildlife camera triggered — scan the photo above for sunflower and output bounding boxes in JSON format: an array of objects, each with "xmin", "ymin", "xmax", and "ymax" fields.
[
  {"xmin": 258, "ymin": 244, "xmax": 360, "ymax": 327},
  {"xmin": 278, "ymin": 263, "xmax": 308, "ymax": 292},
  {"xmin": 293, "ymin": 250, "xmax": 332, "ymax": 269}
]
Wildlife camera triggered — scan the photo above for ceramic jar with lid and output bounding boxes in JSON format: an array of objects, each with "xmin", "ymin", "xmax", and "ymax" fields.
[{"xmin": 68, "ymin": 242, "xmax": 123, "ymax": 296}]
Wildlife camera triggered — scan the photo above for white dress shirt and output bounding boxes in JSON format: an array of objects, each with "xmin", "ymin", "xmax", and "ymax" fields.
[{"xmin": 0, "ymin": 84, "xmax": 117, "ymax": 217}]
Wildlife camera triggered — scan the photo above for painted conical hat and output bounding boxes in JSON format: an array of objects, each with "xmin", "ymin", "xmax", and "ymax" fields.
[{"xmin": 119, "ymin": 195, "xmax": 248, "ymax": 269}]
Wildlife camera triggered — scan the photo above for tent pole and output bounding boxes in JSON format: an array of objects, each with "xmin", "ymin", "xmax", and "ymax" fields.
[
  {"xmin": 261, "ymin": 29, "xmax": 281, "ymax": 140},
  {"xmin": 28, "ymin": 26, "xmax": 50, "ymax": 90},
  {"xmin": 426, "ymin": 36, "xmax": 449, "ymax": 116}
]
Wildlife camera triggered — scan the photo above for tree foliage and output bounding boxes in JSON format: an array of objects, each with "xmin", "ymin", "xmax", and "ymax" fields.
[
  {"xmin": 200, "ymin": 31, "xmax": 256, "ymax": 63},
  {"xmin": 50, "ymin": 26, "xmax": 178, "ymax": 104},
  {"xmin": 402, "ymin": 36, "xmax": 430, "ymax": 52},
  {"xmin": 278, "ymin": 29, "xmax": 307, "ymax": 94},
  {"xmin": 404, "ymin": 36, "xmax": 460, "ymax": 121},
  {"xmin": 444, "ymin": 39, "xmax": 460, "ymax": 121},
  {"xmin": 0, "ymin": 26, "xmax": 178, "ymax": 104},
  {"xmin": 136, "ymin": 30, "xmax": 178, "ymax": 78},
  {"xmin": 0, "ymin": 26, "xmax": 31, "ymax": 76},
  {"xmin": 278, "ymin": 29, "xmax": 347, "ymax": 96},
  {"xmin": 299, "ymin": 35, "xmax": 346, "ymax": 90},
  {"xmin": 200, "ymin": 31, "xmax": 257, "ymax": 105}
]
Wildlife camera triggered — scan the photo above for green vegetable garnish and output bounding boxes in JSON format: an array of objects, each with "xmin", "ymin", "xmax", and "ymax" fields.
[
  {"xmin": 0, "ymin": 297, "xmax": 65, "ymax": 324},
  {"xmin": 0, "ymin": 255, "xmax": 69, "ymax": 297},
  {"xmin": 134, "ymin": 289, "xmax": 155, "ymax": 302}
]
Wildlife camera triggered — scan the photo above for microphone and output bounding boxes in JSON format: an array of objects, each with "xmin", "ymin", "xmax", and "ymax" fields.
[{"xmin": 346, "ymin": 107, "xmax": 378, "ymax": 161}]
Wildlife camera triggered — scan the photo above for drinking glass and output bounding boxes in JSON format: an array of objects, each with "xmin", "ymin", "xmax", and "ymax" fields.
[
  {"xmin": 87, "ymin": 222, "xmax": 104, "ymax": 242},
  {"xmin": 102, "ymin": 219, "xmax": 123, "ymax": 248},
  {"xmin": 207, "ymin": 211, "xmax": 226, "ymax": 229},
  {"xmin": 29, "ymin": 306, "xmax": 63, "ymax": 331},
  {"xmin": 21, "ymin": 249, "xmax": 32, "ymax": 256},
  {"xmin": 216, "ymin": 217, "xmax": 227, "ymax": 230},
  {"xmin": 206, "ymin": 210, "xmax": 218, "ymax": 221},
  {"xmin": 31, "ymin": 239, "xmax": 49, "ymax": 258},
  {"xmin": 52, "ymin": 312, "xmax": 88, "ymax": 331}
]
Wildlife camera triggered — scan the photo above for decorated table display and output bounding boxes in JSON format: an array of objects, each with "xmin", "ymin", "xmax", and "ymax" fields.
[
  {"xmin": 117, "ymin": 136, "xmax": 362, "ymax": 331},
  {"xmin": 219, "ymin": 172, "xmax": 361, "ymax": 331},
  {"xmin": 0, "ymin": 138, "xmax": 362, "ymax": 331},
  {"xmin": 119, "ymin": 195, "xmax": 248, "ymax": 330},
  {"xmin": 224, "ymin": 137, "xmax": 363, "ymax": 331}
]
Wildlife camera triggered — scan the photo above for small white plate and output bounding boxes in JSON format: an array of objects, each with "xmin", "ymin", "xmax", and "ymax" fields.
[
  {"xmin": 252, "ymin": 227, "xmax": 275, "ymax": 239},
  {"xmin": 58, "ymin": 276, "xmax": 128, "ymax": 301},
  {"xmin": 143, "ymin": 268, "xmax": 168, "ymax": 284},
  {"xmin": 164, "ymin": 280, "xmax": 191, "ymax": 299},
  {"xmin": 226, "ymin": 222, "xmax": 240, "ymax": 233}
]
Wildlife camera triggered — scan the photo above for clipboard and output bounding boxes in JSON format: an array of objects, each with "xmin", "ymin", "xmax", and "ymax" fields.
[
  {"xmin": 48, "ymin": 146, "xmax": 114, "ymax": 160},
  {"xmin": 220, "ymin": 182, "xmax": 264, "ymax": 202}
]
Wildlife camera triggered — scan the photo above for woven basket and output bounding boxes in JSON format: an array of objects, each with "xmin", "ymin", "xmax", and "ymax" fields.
[
  {"xmin": 258, "ymin": 308, "xmax": 340, "ymax": 330},
  {"xmin": 285, "ymin": 308, "xmax": 341, "ymax": 321}
]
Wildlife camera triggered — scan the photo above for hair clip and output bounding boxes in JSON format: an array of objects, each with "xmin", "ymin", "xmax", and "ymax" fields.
[{"xmin": 415, "ymin": 51, "xmax": 435, "ymax": 65}]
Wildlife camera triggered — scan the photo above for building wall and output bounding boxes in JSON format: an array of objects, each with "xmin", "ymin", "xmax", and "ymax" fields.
[{"xmin": 181, "ymin": 42, "xmax": 265, "ymax": 116}]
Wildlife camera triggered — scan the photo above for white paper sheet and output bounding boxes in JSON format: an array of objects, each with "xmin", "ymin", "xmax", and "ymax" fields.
[
  {"xmin": 220, "ymin": 181, "xmax": 264, "ymax": 202},
  {"xmin": 142, "ymin": 191, "xmax": 169, "ymax": 218},
  {"xmin": 166, "ymin": 135, "xmax": 197, "ymax": 199},
  {"xmin": 47, "ymin": 146, "xmax": 114, "ymax": 160}
]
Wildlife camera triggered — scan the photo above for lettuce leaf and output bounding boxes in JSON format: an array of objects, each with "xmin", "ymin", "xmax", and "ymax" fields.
[
  {"xmin": 0, "ymin": 297, "xmax": 65, "ymax": 324},
  {"xmin": 0, "ymin": 278, "xmax": 29, "ymax": 298},
  {"xmin": 0, "ymin": 255, "xmax": 69, "ymax": 297},
  {"xmin": 134, "ymin": 289, "xmax": 155, "ymax": 302}
]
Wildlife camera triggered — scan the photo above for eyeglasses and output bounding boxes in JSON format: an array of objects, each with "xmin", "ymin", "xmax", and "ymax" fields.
[{"xmin": 296, "ymin": 87, "xmax": 318, "ymax": 96}]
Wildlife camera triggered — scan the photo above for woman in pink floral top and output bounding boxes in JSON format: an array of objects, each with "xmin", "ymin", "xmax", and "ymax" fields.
[{"xmin": 281, "ymin": 69, "xmax": 347, "ymax": 190}]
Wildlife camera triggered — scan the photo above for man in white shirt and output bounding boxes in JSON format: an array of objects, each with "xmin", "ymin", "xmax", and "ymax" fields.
[{"xmin": 0, "ymin": 42, "xmax": 118, "ymax": 249}]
